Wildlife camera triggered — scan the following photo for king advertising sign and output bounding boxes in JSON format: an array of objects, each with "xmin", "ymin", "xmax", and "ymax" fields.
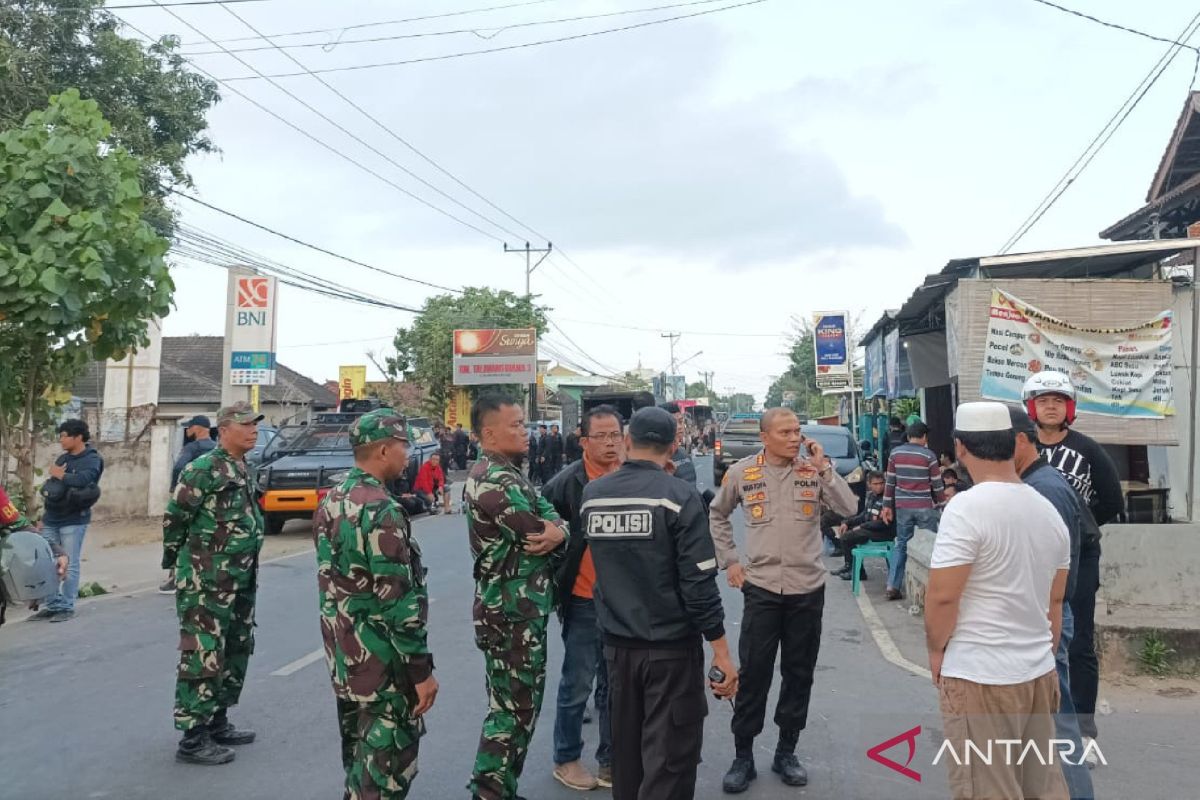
[
  {"xmin": 452, "ymin": 328, "xmax": 537, "ymax": 386},
  {"xmin": 228, "ymin": 273, "xmax": 278, "ymax": 386},
  {"xmin": 813, "ymin": 311, "xmax": 850, "ymax": 389}
]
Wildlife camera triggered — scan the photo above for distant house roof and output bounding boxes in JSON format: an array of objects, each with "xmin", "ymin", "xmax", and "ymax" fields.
[
  {"xmin": 74, "ymin": 336, "xmax": 337, "ymax": 408},
  {"xmin": 1103, "ymin": 92, "xmax": 1200, "ymax": 240}
]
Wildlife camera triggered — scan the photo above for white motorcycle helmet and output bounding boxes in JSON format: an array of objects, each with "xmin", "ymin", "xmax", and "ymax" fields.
[{"xmin": 1022, "ymin": 370, "xmax": 1077, "ymax": 425}]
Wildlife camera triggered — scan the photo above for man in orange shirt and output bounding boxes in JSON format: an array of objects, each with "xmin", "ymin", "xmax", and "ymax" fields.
[{"xmin": 542, "ymin": 405, "xmax": 625, "ymax": 791}]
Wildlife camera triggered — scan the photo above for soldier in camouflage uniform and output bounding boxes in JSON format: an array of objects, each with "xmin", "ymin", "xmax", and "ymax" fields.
[
  {"xmin": 313, "ymin": 409, "xmax": 438, "ymax": 800},
  {"xmin": 464, "ymin": 393, "xmax": 568, "ymax": 800},
  {"xmin": 162, "ymin": 402, "xmax": 265, "ymax": 766}
]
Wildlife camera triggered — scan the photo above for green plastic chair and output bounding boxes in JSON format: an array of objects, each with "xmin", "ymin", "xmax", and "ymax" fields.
[{"xmin": 851, "ymin": 541, "xmax": 894, "ymax": 596}]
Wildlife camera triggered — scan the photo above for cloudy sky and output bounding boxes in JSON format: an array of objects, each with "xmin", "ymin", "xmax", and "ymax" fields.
[{"xmin": 116, "ymin": 0, "xmax": 1200, "ymax": 402}]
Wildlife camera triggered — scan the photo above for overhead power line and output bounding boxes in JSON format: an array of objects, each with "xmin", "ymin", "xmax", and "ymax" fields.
[
  {"xmin": 185, "ymin": 0, "xmax": 737, "ymax": 55},
  {"xmin": 171, "ymin": 189, "xmax": 462, "ymax": 294},
  {"xmin": 214, "ymin": 3, "xmax": 547, "ymax": 247},
  {"xmin": 179, "ymin": 0, "xmax": 569, "ymax": 46},
  {"xmin": 1029, "ymin": 0, "xmax": 1199, "ymax": 53},
  {"xmin": 557, "ymin": 316, "xmax": 785, "ymax": 338},
  {"xmin": 115, "ymin": 15, "xmax": 511, "ymax": 246},
  {"xmin": 146, "ymin": 2, "xmax": 526, "ymax": 244},
  {"xmin": 105, "ymin": 0, "xmax": 268, "ymax": 7},
  {"xmin": 998, "ymin": 9, "xmax": 1200, "ymax": 253},
  {"xmin": 221, "ymin": 0, "xmax": 772, "ymax": 80}
]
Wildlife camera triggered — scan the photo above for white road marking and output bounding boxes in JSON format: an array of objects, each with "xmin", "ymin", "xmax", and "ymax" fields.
[
  {"xmin": 271, "ymin": 648, "xmax": 325, "ymax": 677},
  {"xmin": 854, "ymin": 588, "xmax": 932, "ymax": 680}
]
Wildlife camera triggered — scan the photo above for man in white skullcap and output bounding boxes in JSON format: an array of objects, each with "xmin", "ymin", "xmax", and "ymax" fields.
[{"xmin": 925, "ymin": 402, "xmax": 1070, "ymax": 800}]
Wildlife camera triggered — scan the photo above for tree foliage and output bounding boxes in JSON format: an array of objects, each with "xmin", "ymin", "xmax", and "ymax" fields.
[
  {"xmin": 386, "ymin": 288, "xmax": 548, "ymax": 417},
  {"xmin": 0, "ymin": 0, "xmax": 219, "ymax": 231},
  {"xmin": 0, "ymin": 91, "xmax": 173, "ymax": 510},
  {"xmin": 686, "ymin": 380, "xmax": 709, "ymax": 398}
]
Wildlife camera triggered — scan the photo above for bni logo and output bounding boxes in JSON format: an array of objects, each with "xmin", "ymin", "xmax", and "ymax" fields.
[{"xmin": 237, "ymin": 277, "xmax": 269, "ymax": 309}]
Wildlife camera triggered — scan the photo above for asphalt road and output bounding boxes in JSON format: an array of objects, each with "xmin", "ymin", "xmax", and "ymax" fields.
[{"xmin": 2, "ymin": 456, "xmax": 1189, "ymax": 799}]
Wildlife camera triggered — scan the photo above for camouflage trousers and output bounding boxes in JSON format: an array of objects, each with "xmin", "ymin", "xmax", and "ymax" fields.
[
  {"xmin": 336, "ymin": 695, "xmax": 424, "ymax": 800},
  {"xmin": 173, "ymin": 582, "xmax": 256, "ymax": 731},
  {"xmin": 469, "ymin": 615, "xmax": 549, "ymax": 800}
]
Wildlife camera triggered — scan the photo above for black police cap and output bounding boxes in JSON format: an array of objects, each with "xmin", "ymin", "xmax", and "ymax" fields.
[{"xmin": 629, "ymin": 407, "xmax": 676, "ymax": 446}]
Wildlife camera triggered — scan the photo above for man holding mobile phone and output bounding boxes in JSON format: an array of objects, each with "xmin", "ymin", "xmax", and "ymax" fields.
[{"xmin": 710, "ymin": 408, "xmax": 858, "ymax": 793}]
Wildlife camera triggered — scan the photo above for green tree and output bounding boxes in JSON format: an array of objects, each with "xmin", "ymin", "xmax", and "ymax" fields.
[
  {"xmin": 1, "ymin": 0, "xmax": 220, "ymax": 231},
  {"xmin": 0, "ymin": 91, "xmax": 173, "ymax": 510},
  {"xmin": 686, "ymin": 380, "xmax": 709, "ymax": 398},
  {"xmin": 386, "ymin": 288, "xmax": 548, "ymax": 417}
]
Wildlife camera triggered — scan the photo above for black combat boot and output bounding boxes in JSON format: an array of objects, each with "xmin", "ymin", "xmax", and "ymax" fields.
[
  {"xmin": 772, "ymin": 728, "xmax": 808, "ymax": 786},
  {"xmin": 210, "ymin": 709, "xmax": 257, "ymax": 745},
  {"xmin": 176, "ymin": 724, "xmax": 236, "ymax": 765},
  {"xmin": 723, "ymin": 737, "xmax": 757, "ymax": 794}
]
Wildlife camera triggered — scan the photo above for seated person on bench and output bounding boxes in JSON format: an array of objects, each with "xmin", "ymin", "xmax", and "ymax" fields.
[
  {"xmin": 832, "ymin": 471, "xmax": 894, "ymax": 581},
  {"xmin": 390, "ymin": 472, "xmax": 430, "ymax": 517}
]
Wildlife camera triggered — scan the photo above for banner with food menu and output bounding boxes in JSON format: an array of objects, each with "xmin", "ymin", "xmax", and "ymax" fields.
[{"xmin": 979, "ymin": 289, "xmax": 1174, "ymax": 419}]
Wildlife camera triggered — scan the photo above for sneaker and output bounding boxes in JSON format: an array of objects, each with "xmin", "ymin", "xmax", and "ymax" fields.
[
  {"xmin": 885, "ymin": 588, "xmax": 903, "ymax": 601},
  {"xmin": 838, "ymin": 569, "xmax": 854, "ymax": 581},
  {"xmin": 1082, "ymin": 736, "xmax": 1101, "ymax": 769},
  {"xmin": 553, "ymin": 760, "xmax": 598, "ymax": 791},
  {"xmin": 48, "ymin": 609, "xmax": 75, "ymax": 623},
  {"xmin": 158, "ymin": 579, "xmax": 176, "ymax": 595},
  {"xmin": 176, "ymin": 727, "xmax": 236, "ymax": 766},
  {"xmin": 722, "ymin": 758, "xmax": 757, "ymax": 793},
  {"xmin": 596, "ymin": 764, "xmax": 612, "ymax": 788},
  {"xmin": 30, "ymin": 608, "xmax": 57, "ymax": 621}
]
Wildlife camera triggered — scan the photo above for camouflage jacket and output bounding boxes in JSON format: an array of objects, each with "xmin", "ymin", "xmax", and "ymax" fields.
[
  {"xmin": 465, "ymin": 452, "xmax": 566, "ymax": 625},
  {"xmin": 313, "ymin": 468, "xmax": 432, "ymax": 701},
  {"xmin": 162, "ymin": 448, "xmax": 264, "ymax": 589}
]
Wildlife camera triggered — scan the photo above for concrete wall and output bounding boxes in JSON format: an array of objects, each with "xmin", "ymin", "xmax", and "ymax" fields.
[
  {"xmin": 91, "ymin": 439, "xmax": 153, "ymax": 520},
  {"xmin": 1098, "ymin": 522, "xmax": 1200, "ymax": 613}
]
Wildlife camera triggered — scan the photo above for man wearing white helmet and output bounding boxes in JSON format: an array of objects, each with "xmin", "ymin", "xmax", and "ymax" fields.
[{"xmin": 1022, "ymin": 370, "xmax": 1122, "ymax": 764}]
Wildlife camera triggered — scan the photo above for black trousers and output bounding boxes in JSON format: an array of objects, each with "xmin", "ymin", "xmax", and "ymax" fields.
[
  {"xmin": 840, "ymin": 526, "xmax": 895, "ymax": 569},
  {"xmin": 606, "ymin": 643, "xmax": 707, "ymax": 800},
  {"xmin": 1069, "ymin": 543, "xmax": 1101, "ymax": 739},
  {"xmin": 732, "ymin": 583, "xmax": 824, "ymax": 743}
]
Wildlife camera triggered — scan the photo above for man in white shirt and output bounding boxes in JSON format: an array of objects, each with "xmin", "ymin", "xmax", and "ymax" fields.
[{"xmin": 925, "ymin": 402, "xmax": 1070, "ymax": 800}]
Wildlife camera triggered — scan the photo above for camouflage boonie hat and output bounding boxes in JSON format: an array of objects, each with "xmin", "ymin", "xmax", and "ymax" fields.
[
  {"xmin": 217, "ymin": 401, "xmax": 265, "ymax": 426},
  {"xmin": 350, "ymin": 409, "xmax": 409, "ymax": 447}
]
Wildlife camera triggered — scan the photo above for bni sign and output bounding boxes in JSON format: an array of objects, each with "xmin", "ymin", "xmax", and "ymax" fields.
[
  {"xmin": 452, "ymin": 328, "xmax": 537, "ymax": 386},
  {"xmin": 228, "ymin": 274, "xmax": 278, "ymax": 386}
]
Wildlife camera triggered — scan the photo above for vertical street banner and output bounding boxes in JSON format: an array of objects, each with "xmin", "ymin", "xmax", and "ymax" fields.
[
  {"xmin": 338, "ymin": 365, "xmax": 367, "ymax": 400},
  {"xmin": 452, "ymin": 328, "xmax": 537, "ymax": 386},
  {"xmin": 980, "ymin": 289, "xmax": 1174, "ymax": 418},
  {"xmin": 884, "ymin": 328, "xmax": 900, "ymax": 399},
  {"xmin": 864, "ymin": 336, "xmax": 885, "ymax": 397},
  {"xmin": 229, "ymin": 273, "xmax": 278, "ymax": 386},
  {"xmin": 813, "ymin": 311, "xmax": 850, "ymax": 389}
]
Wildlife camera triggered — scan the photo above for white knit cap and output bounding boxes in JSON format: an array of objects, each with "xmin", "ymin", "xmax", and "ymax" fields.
[{"xmin": 955, "ymin": 401, "xmax": 1012, "ymax": 433}]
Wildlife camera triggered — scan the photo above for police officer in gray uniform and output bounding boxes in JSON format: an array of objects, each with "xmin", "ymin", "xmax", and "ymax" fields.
[
  {"xmin": 710, "ymin": 407, "xmax": 858, "ymax": 793},
  {"xmin": 582, "ymin": 406, "xmax": 738, "ymax": 800}
]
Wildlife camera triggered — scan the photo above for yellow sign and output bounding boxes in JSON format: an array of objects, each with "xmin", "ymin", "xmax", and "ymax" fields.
[
  {"xmin": 445, "ymin": 387, "xmax": 471, "ymax": 428},
  {"xmin": 339, "ymin": 365, "xmax": 367, "ymax": 401},
  {"xmin": 250, "ymin": 384, "xmax": 260, "ymax": 412}
]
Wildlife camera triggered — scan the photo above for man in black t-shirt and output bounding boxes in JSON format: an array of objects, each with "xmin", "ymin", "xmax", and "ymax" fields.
[{"xmin": 1024, "ymin": 371, "xmax": 1123, "ymax": 759}]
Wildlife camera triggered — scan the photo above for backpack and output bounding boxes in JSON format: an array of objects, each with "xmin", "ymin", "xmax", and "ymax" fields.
[{"xmin": 0, "ymin": 529, "xmax": 58, "ymax": 603}]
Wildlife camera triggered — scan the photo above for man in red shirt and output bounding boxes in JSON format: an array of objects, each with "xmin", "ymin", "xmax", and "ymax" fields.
[{"xmin": 413, "ymin": 453, "xmax": 447, "ymax": 515}]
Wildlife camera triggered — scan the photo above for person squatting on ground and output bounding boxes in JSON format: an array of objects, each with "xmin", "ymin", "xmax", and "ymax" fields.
[
  {"xmin": 582, "ymin": 406, "xmax": 738, "ymax": 800},
  {"xmin": 162, "ymin": 402, "xmax": 265, "ymax": 766},
  {"xmin": 34, "ymin": 418, "xmax": 103, "ymax": 622},
  {"xmin": 313, "ymin": 409, "xmax": 439, "ymax": 800},
  {"xmin": 541, "ymin": 405, "xmax": 625, "ymax": 791},
  {"xmin": 709, "ymin": 407, "xmax": 859, "ymax": 793},
  {"xmin": 1024, "ymin": 370, "xmax": 1122, "ymax": 760},
  {"xmin": 881, "ymin": 420, "xmax": 944, "ymax": 601},
  {"xmin": 464, "ymin": 393, "xmax": 568, "ymax": 800},
  {"xmin": 925, "ymin": 402, "xmax": 1070, "ymax": 800}
]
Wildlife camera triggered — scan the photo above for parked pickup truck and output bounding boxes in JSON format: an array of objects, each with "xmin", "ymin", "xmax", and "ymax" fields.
[
  {"xmin": 255, "ymin": 410, "xmax": 438, "ymax": 534},
  {"xmin": 714, "ymin": 418, "xmax": 867, "ymax": 506}
]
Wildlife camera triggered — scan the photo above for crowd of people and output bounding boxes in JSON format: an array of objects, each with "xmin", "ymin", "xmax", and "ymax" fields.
[{"xmin": 0, "ymin": 369, "xmax": 1118, "ymax": 800}]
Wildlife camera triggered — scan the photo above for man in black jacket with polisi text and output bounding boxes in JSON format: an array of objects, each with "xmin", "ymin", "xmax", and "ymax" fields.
[
  {"xmin": 582, "ymin": 406, "xmax": 737, "ymax": 800},
  {"xmin": 1023, "ymin": 371, "xmax": 1123, "ymax": 761}
]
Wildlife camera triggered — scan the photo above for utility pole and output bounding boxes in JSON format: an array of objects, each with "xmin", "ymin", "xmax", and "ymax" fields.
[
  {"xmin": 700, "ymin": 370, "xmax": 714, "ymax": 394},
  {"xmin": 504, "ymin": 241, "xmax": 552, "ymax": 421},
  {"xmin": 661, "ymin": 332, "xmax": 680, "ymax": 374}
]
